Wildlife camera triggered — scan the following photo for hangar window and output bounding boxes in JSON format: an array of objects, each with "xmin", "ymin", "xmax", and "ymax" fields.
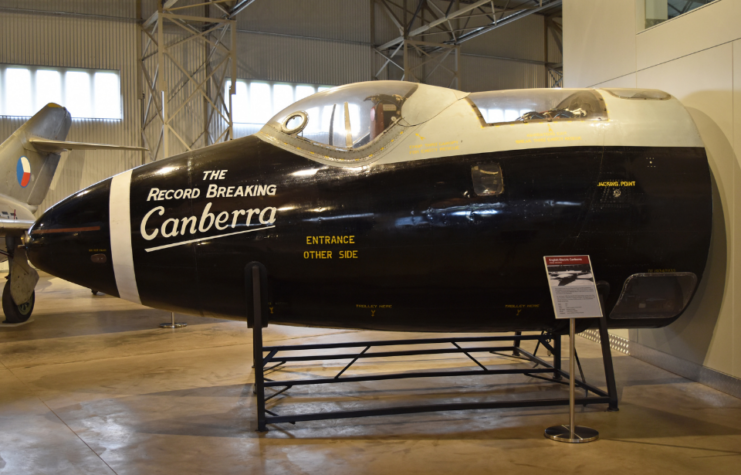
[
  {"xmin": 467, "ymin": 89, "xmax": 607, "ymax": 127},
  {"xmin": 0, "ymin": 65, "xmax": 122, "ymax": 119},
  {"xmin": 225, "ymin": 80, "xmax": 333, "ymax": 136},
  {"xmin": 645, "ymin": 0, "xmax": 716, "ymax": 29}
]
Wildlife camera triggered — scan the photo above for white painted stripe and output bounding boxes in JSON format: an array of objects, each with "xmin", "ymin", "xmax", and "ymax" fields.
[
  {"xmin": 109, "ymin": 170, "xmax": 141, "ymax": 304},
  {"xmin": 144, "ymin": 225, "xmax": 275, "ymax": 253}
]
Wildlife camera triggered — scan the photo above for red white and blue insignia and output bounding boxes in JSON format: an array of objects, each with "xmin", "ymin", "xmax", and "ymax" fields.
[{"xmin": 16, "ymin": 156, "xmax": 31, "ymax": 188}]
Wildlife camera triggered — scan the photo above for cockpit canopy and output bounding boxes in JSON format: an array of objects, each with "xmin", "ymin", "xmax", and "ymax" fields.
[
  {"xmin": 259, "ymin": 82, "xmax": 624, "ymax": 164},
  {"xmin": 262, "ymin": 81, "xmax": 463, "ymax": 152},
  {"xmin": 467, "ymin": 89, "xmax": 608, "ymax": 125}
]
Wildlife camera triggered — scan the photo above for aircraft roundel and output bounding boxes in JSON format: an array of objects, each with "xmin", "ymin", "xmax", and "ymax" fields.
[{"xmin": 16, "ymin": 156, "xmax": 31, "ymax": 188}]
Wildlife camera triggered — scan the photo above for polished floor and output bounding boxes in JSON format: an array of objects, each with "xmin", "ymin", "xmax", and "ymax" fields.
[{"xmin": 0, "ymin": 273, "xmax": 739, "ymax": 474}]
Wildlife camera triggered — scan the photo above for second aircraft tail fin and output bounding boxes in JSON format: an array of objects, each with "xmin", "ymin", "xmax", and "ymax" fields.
[{"xmin": 0, "ymin": 103, "xmax": 146, "ymax": 209}]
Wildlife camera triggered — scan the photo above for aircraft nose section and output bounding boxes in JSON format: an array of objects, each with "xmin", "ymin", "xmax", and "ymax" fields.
[{"xmin": 27, "ymin": 177, "xmax": 119, "ymax": 296}]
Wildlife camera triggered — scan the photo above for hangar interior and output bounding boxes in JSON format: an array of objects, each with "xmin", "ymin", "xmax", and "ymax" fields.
[{"xmin": 1, "ymin": 1, "xmax": 740, "ymax": 474}]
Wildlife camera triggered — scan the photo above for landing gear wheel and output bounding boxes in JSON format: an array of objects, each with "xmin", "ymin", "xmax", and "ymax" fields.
[
  {"xmin": 91, "ymin": 289, "xmax": 100, "ymax": 296},
  {"xmin": 2, "ymin": 280, "xmax": 34, "ymax": 324}
]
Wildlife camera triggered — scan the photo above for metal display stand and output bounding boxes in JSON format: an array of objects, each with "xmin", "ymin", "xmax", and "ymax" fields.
[
  {"xmin": 545, "ymin": 282, "xmax": 615, "ymax": 443},
  {"xmin": 247, "ymin": 264, "xmax": 619, "ymax": 432}
]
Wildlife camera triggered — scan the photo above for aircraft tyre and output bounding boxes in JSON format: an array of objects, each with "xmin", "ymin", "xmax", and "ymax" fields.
[{"xmin": 2, "ymin": 280, "xmax": 34, "ymax": 324}]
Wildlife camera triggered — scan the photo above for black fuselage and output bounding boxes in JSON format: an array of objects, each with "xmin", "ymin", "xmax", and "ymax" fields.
[{"xmin": 27, "ymin": 136, "xmax": 712, "ymax": 333}]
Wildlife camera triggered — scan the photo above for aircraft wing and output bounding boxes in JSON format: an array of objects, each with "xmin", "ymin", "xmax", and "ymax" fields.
[
  {"xmin": 29, "ymin": 139, "xmax": 147, "ymax": 154},
  {"xmin": 0, "ymin": 219, "xmax": 34, "ymax": 236}
]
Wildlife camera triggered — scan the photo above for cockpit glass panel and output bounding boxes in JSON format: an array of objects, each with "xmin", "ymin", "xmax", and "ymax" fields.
[
  {"xmin": 468, "ymin": 89, "xmax": 607, "ymax": 126},
  {"xmin": 264, "ymin": 82, "xmax": 418, "ymax": 150}
]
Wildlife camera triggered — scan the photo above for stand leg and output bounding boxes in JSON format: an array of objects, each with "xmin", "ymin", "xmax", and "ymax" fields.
[
  {"xmin": 597, "ymin": 296, "xmax": 619, "ymax": 412},
  {"xmin": 251, "ymin": 265, "xmax": 267, "ymax": 432},
  {"xmin": 513, "ymin": 331, "xmax": 522, "ymax": 357},
  {"xmin": 553, "ymin": 334, "xmax": 562, "ymax": 380}
]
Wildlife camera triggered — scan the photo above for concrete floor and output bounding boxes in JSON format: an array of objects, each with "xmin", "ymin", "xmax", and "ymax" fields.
[{"xmin": 0, "ymin": 273, "xmax": 739, "ymax": 474}]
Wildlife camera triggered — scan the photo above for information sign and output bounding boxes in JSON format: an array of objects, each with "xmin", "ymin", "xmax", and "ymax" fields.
[{"xmin": 544, "ymin": 255, "xmax": 603, "ymax": 319}]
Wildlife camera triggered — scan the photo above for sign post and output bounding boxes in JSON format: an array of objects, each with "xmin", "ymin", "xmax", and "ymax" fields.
[
  {"xmin": 543, "ymin": 255, "xmax": 600, "ymax": 443},
  {"xmin": 160, "ymin": 311, "xmax": 187, "ymax": 329}
]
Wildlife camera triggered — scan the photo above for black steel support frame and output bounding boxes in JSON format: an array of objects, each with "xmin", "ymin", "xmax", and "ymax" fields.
[{"xmin": 249, "ymin": 265, "xmax": 619, "ymax": 431}]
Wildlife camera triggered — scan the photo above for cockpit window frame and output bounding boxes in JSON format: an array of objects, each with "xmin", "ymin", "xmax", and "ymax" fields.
[
  {"xmin": 256, "ymin": 82, "xmax": 469, "ymax": 166},
  {"xmin": 257, "ymin": 82, "xmax": 470, "ymax": 165},
  {"xmin": 260, "ymin": 83, "xmax": 418, "ymax": 158}
]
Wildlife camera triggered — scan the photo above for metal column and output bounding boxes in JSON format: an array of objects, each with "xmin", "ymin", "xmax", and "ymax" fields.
[
  {"xmin": 140, "ymin": 0, "xmax": 248, "ymax": 162},
  {"xmin": 372, "ymin": 0, "xmax": 563, "ymax": 87}
]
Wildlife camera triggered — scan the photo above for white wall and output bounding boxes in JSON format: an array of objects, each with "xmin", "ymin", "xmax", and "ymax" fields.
[{"xmin": 564, "ymin": 0, "xmax": 741, "ymax": 385}]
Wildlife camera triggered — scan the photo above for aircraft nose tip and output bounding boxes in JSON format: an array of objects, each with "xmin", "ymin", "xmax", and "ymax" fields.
[{"xmin": 27, "ymin": 178, "xmax": 119, "ymax": 296}]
